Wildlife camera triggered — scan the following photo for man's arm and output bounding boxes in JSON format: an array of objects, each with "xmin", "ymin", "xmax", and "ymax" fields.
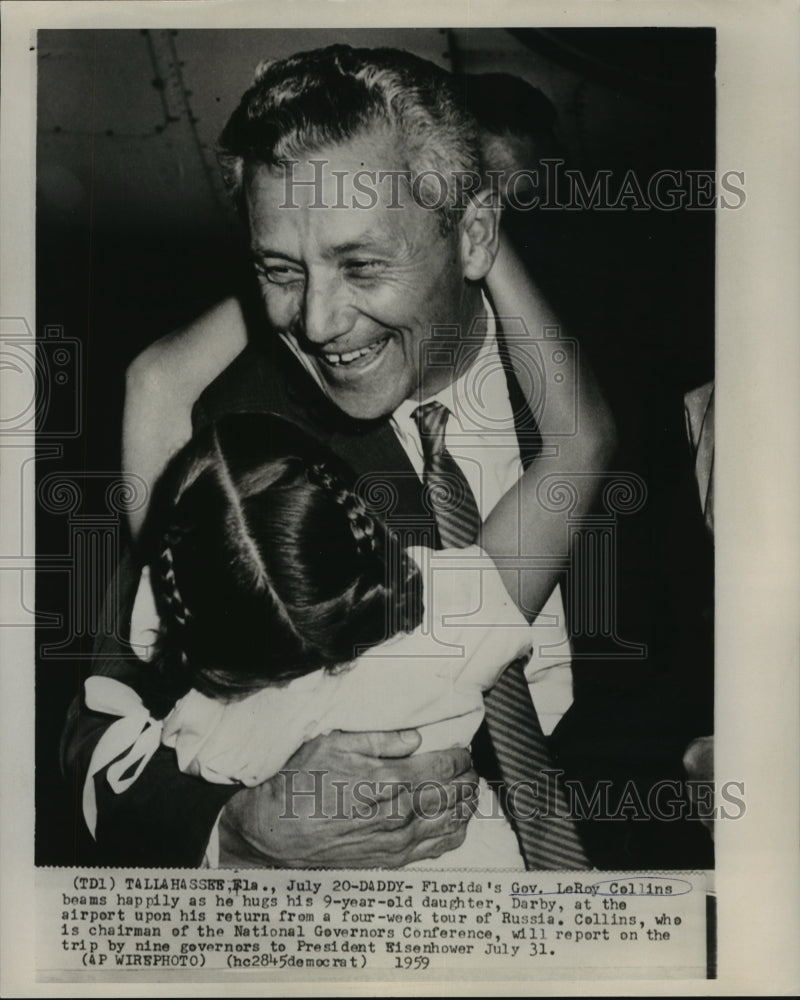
[{"xmin": 60, "ymin": 547, "xmax": 240, "ymax": 866}]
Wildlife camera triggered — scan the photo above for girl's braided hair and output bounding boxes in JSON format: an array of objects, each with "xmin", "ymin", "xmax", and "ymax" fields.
[{"xmin": 143, "ymin": 413, "xmax": 422, "ymax": 709}]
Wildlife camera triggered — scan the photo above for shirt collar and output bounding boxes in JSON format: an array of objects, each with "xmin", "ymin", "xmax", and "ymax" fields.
[{"xmin": 392, "ymin": 292, "xmax": 511, "ymax": 440}]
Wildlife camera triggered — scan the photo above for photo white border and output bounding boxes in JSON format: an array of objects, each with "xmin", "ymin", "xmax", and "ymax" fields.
[{"xmin": 2, "ymin": 1, "xmax": 798, "ymax": 995}]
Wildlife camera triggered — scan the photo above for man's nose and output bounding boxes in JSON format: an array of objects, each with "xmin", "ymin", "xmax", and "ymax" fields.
[{"xmin": 301, "ymin": 272, "xmax": 356, "ymax": 346}]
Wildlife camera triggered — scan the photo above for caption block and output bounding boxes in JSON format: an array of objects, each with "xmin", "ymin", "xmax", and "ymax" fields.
[{"xmin": 37, "ymin": 869, "xmax": 708, "ymax": 982}]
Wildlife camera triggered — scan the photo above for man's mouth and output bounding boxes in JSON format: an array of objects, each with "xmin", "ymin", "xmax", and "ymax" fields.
[{"xmin": 319, "ymin": 336, "xmax": 390, "ymax": 369}]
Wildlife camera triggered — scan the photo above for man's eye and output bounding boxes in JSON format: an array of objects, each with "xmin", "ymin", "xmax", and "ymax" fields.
[
  {"xmin": 258, "ymin": 265, "xmax": 304, "ymax": 286},
  {"xmin": 345, "ymin": 260, "xmax": 383, "ymax": 278}
]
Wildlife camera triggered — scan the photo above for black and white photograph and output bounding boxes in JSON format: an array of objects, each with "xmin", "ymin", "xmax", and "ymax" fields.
[
  {"xmin": 1, "ymin": 1, "xmax": 798, "ymax": 994},
  {"xmin": 38, "ymin": 24, "xmax": 717, "ymax": 869}
]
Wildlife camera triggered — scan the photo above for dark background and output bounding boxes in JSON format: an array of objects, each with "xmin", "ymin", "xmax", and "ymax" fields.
[{"xmin": 36, "ymin": 28, "xmax": 715, "ymax": 865}]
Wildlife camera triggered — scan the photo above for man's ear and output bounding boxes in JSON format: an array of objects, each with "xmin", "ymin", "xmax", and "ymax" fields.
[{"xmin": 459, "ymin": 189, "xmax": 501, "ymax": 281}]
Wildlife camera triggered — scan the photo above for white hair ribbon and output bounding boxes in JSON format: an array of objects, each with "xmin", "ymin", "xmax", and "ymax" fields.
[{"xmin": 82, "ymin": 676, "xmax": 164, "ymax": 839}]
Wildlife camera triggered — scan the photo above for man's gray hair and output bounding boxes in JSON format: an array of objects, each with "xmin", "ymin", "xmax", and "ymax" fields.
[{"xmin": 218, "ymin": 44, "xmax": 480, "ymax": 232}]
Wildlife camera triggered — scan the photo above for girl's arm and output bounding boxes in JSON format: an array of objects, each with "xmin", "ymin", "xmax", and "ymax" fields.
[
  {"xmin": 123, "ymin": 297, "xmax": 248, "ymax": 540},
  {"xmin": 480, "ymin": 236, "xmax": 618, "ymax": 620}
]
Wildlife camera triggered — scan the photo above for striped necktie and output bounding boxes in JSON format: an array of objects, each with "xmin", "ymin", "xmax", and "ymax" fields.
[
  {"xmin": 412, "ymin": 401, "xmax": 481, "ymax": 548},
  {"xmin": 483, "ymin": 656, "xmax": 590, "ymax": 869},
  {"xmin": 412, "ymin": 400, "xmax": 590, "ymax": 870}
]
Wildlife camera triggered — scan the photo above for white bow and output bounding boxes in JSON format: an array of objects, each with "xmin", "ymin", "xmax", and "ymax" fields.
[{"xmin": 82, "ymin": 676, "xmax": 164, "ymax": 839}]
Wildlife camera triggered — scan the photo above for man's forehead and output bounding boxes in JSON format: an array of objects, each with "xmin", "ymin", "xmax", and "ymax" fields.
[
  {"xmin": 250, "ymin": 202, "xmax": 409, "ymax": 258},
  {"xmin": 245, "ymin": 144, "xmax": 439, "ymax": 254}
]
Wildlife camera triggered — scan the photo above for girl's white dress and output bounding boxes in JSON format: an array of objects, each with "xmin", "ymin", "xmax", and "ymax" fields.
[{"xmin": 84, "ymin": 545, "xmax": 533, "ymax": 868}]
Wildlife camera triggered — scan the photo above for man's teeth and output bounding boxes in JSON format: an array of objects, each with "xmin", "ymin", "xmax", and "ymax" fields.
[{"xmin": 324, "ymin": 340, "xmax": 386, "ymax": 366}]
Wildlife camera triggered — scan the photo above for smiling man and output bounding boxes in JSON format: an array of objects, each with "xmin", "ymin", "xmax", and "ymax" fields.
[
  {"xmin": 65, "ymin": 44, "xmax": 619, "ymax": 869},
  {"xmin": 219, "ymin": 50, "xmax": 499, "ymax": 425},
  {"xmin": 244, "ymin": 146, "xmax": 475, "ymax": 422}
]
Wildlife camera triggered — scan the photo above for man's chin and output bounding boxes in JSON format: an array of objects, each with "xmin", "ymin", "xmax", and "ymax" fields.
[
  {"xmin": 312, "ymin": 342, "xmax": 409, "ymax": 423},
  {"xmin": 317, "ymin": 365, "xmax": 410, "ymax": 423},
  {"xmin": 326, "ymin": 389, "xmax": 399, "ymax": 424}
]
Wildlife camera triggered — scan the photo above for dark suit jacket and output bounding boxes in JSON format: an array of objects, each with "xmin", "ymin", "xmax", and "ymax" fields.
[{"xmin": 64, "ymin": 328, "xmax": 714, "ymax": 868}]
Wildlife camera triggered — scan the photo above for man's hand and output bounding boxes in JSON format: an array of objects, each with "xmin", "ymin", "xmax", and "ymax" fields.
[{"xmin": 217, "ymin": 729, "xmax": 479, "ymax": 868}]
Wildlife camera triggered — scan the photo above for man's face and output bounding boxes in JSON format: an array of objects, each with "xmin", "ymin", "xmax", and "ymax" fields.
[{"xmin": 245, "ymin": 129, "xmax": 475, "ymax": 420}]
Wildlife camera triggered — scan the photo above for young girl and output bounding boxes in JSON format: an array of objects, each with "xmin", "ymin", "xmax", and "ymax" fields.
[{"xmin": 86, "ymin": 410, "xmax": 533, "ymax": 863}]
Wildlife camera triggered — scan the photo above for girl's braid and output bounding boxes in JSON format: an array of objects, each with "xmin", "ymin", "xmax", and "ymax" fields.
[
  {"xmin": 307, "ymin": 463, "xmax": 377, "ymax": 558},
  {"xmin": 157, "ymin": 525, "xmax": 191, "ymax": 630}
]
